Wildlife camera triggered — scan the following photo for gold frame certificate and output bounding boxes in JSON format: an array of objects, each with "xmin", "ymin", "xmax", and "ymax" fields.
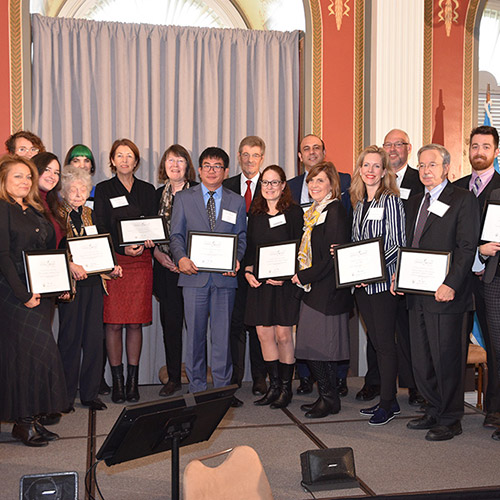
[
  {"xmin": 187, "ymin": 231, "xmax": 238, "ymax": 273},
  {"xmin": 23, "ymin": 249, "xmax": 72, "ymax": 296},
  {"xmin": 67, "ymin": 234, "xmax": 116, "ymax": 275}
]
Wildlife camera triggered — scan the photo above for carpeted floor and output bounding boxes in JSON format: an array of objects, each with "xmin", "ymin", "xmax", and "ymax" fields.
[{"xmin": 1, "ymin": 377, "xmax": 499, "ymax": 499}]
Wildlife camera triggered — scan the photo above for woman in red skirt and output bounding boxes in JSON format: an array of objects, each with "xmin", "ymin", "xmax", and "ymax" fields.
[{"xmin": 94, "ymin": 139, "xmax": 156, "ymax": 403}]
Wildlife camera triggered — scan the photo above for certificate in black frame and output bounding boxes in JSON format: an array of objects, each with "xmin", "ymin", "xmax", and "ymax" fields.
[
  {"xmin": 117, "ymin": 216, "xmax": 169, "ymax": 246},
  {"xmin": 333, "ymin": 237, "xmax": 386, "ymax": 288},
  {"xmin": 480, "ymin": 200, "xmax": 500, "ymax": 243},
  {"xmin": 67, "ymin": 233, "xmax": 117, "ymax": 275},
  {"xmin": 393, "ymin": 247, "xmax": 451, "ymax": 296},
  {"xmin": 254, "ymin": 239, "xmax": 299, "ymax": 281},
  {"xmin": 187, "ymin": 231, "xmax": 238, "ymax": 273},
  {"xmin": 23, "ymin": 249, "xmax": 72, "ymax": 297}
]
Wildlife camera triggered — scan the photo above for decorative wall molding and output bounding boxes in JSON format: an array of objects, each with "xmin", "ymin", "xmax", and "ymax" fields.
[
  {"xmin": 422, "ymin": 0, "xmax": 434, "ymax": 144},
  {"xmin": 437, "ymin": 0, "xmax": 460, "ymax": 37},
  {"xmin": 310, "ymin": 0, "xmax": 323, "ymax": 137},
  {"xmin": 9, "ymin": 0, "xmax": 23, "ymax": 132},
  {"xmin": 353, "ymin": 0, "xmax": 364, "ymax": 159},
  {"xmin": 327, "ymin": 0, "xmax": 350, "ymax": 31}
]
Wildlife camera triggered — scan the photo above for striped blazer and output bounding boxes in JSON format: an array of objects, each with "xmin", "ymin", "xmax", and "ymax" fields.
[{"xmin": 351, "ymin": 191, "xmax": 406, "ymax": 294}]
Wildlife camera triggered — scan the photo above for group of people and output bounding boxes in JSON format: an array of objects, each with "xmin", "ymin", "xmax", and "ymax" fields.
[{"xmin": 1, "ymin": 125, "xmax": 499, "ymax": 448}]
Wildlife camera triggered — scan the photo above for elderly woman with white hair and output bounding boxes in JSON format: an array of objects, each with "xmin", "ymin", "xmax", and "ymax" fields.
[{"xmin": 57, "ymin": 166, "xmax": 122, "ymax": 412}]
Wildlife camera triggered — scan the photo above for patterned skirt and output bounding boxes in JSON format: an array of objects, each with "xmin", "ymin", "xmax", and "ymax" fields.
[{"xmin": 103, "ymin": 251, "xmax": 153, "ymax": 324}]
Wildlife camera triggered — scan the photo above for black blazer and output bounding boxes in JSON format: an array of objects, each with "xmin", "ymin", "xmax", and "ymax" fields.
[
  {"xmin": 453, "ymin": 171, "xmax": 500, "ymax": 214},
  {"xmin": 405, "ymin": 182, "xmax": 480, "ymax": 314},
  {"xmin": 223, "ymin": 173, "xmax": 261, "ymax": 213},
  {"xmin": 296, "ymin": 200, "xmax": 353, "ymax": 315},
  {"xmin": 400, "ymin": 166, "xmax": 423, "ymax": 208}
]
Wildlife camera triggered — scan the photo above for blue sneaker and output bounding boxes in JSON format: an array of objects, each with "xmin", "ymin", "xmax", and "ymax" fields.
[
  {"xmin": 360, "ymin": 401, "xmax": 401, "ymax": 416},
  {"xmin": 369, "ymin": 407, "xmax": 396, "ymax": 426}
]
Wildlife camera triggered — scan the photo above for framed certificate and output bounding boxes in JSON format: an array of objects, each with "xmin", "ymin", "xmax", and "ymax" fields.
[
  {"xmin": 117, "ymin": 216, "xmax": 168, "ymax": 246},
  {"xmin": 254, "ymin": 240, "xmax": 299, "ymax": 281},
  {"xmin": 23, "ymin": 249, "xmax": 72, "ymax": 297},
  {"xmin": 333, "ymin": 238, "xmax": 386, "ymax": 288},
  {"xmin": 67, "ymin": 234, "xmax": 116, "ymax": 275},
  {"xmin": 481, "ymin": 200, "xmax": 500, "ymax": 242},
  {"xmin": 394, "ymin": 248, "xmax": 451, "ymax": 295},
  {"xmin": 187, "ymin": 231, "xmax": 238, "ymax": 273}
]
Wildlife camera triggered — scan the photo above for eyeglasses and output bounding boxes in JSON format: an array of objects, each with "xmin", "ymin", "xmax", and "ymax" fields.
[
  {"xmin": 418, "ymin": 162, "xmax": 443, "ymax": 170},
  {"xmin": 16, "ymin": 146, "xmax": 40, "ymax": 154},
  {"xmin": 240, "ymin": 153, "xmax": 263, "ymax": 160},
  {"xmin": 201, "ymin": 164, "xmax": 225, "ymax": 171},
  {"xmin": 260, "ymin": 180, "xmax": 282, "ymax": 187},
  {"xmin": 166, "ymin": 158, "xmax": 187, "ymax": 165},
  {"xmin": 382, "ymin": 142, "xmax": 408, "ymax": 149}
]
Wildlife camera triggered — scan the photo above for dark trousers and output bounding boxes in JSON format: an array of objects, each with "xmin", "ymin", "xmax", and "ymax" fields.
[
  {"xmin": 355, "ymin": 289, "xmax": 398, "ymax": 406},
  {"xmin": 470, "ymin": 275, "xmax": 500, "ymax": 413},
  {"xmin": 158, "ymin": 268, "xmax": 184, "ymax": 384},
  {"xmin": 58, "ymin": 284, "xmax": 103, "ymax": 404},
  {"xmin": 230, "ymin": 271, "xmax": 266, "ymax": 385},
  {"xmin": 409, "ymin": 298, "xmax": 466, "ymax": 425}
]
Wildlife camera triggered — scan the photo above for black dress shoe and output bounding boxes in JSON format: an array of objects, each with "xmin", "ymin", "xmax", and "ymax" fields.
[
  {"xmin": 407, "ymin": 414, "xmax": 438, "ymax": 430},
  {"xmin": 34, "ymin": 421, "xmax": 59, "ymax": 441},
  {"xmin": 425, "ymin": 421, "xmax": 462, "ymax": 441},
  {"xmin": 492, "ymin": 428, "xmax": 500, "ymax": 441},
  {"xmin": 483, "ymin": 412, "xmax": 500, "ymax": 428},
  {"xmin": 252, "ymin": 378, "xmax": 268, "ymax": 396},
  {"xmin": 38, "ymin": 413, "xmax": 61, "ymax": 426},
  {"xmin": 355, "ymin": 384, "xmax": 380, "ymax": 401},
  {"xmin": 159, "ymin": 380, "xmax": 182, "ymax": 397},
  {"xmin": 408, "ymin": 388, "xmax": 426, "ymax": 406},
  {"xmin": 337, "ymin": 378, "xmax": 348, "ymax": 398},
  {"xmin": 99, "ymin": 377, "xmax": 111, "ymax": 396},
  {"xmin": 82, "ymin": 398, "xmax": 107, "ymax": 411},
  {"xmin": 296, "ymin": 376, "xmax": 313, "ymax": 395},
  {"xmin": 230, "ymin": 396, "xmax": 244, "ymax": 408},
  {"xmin": 12, "ymin": 420, "xmax": 48, "ymax": 447}
]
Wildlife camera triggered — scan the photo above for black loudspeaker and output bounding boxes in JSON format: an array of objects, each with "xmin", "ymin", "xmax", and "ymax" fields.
[
  {"xmin": 19, "ymin": 471, "xmax": 78, "ymax": 500},
  {"xmin": 300, "ymin": 447, "xmax": 358, "ymax": 492}
]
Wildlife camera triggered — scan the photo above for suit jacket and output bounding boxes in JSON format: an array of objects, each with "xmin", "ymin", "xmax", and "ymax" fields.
[
  {"xmin": 170, "ymin": 184, "xmax": 247, "ymax": 288},
  {"xmin": 223, "ymin": 173, "xmax": 261, "ymax": 211},
  {"xmin": 288, "ymin": 172, "xmax": 352, "ymax": 214},
  {"xmin": 483, "ymin": 187, "xmax": 500, "ymax": 284},
  {"xmin": 405, "ymin": 182, "xmax": 480, "ymax": 313},
  {"xmin": 400, "ymin": 167, "xmax": 423, "ymax": 208},
  {"xmin": 453, "ymin": 170, "xmax": 500, "ymax": 214}
]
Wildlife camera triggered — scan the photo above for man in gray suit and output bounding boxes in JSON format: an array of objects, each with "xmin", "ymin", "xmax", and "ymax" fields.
[{"xmin": 170, "ymin": 147, "xmax": 247, "ymax": 395}]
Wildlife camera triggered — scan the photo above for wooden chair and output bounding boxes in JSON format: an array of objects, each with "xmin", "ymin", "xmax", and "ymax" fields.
[
  {"xmin": 467, "ymin": 343, "xmax": 488, "ymax": 409},
  {"xmin": 183, "ymin": 445, "xmax": 273, "ymax": 500}
]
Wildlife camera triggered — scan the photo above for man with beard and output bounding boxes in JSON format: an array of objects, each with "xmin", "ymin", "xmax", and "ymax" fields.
[{"xmin": 454, "ymin": 125, "xmax": 500, "ymax": 439}]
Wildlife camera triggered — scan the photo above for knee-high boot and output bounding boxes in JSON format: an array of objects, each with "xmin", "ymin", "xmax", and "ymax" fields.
[
  {"xmin": 305, "ymin": 361, "xmax": 340, "ymax": 418},
  {"xmin": 111, "ymin": 364, "xmax": 125, "ymax": 403},
  {"xmin": 254, "ymin": 360, "xmax": 281, "ymax": 406},
  {"xmin": 270, "ymin": 362, "xmax": 294, "ymax": 409},
  {"xmin": 126, "ymin": 364, "xmax": 140, "ymax": 402}
]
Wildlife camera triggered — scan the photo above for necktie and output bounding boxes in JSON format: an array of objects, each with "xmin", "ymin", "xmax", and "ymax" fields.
[
  {"xmin": 471, "ymin": 176, "xmax": 481, "ymax": 197},
  {"xmin": 412, "ymin": 193, "xmax": 431, "ymax": 248},
  {"xmin": 207, "ymin": 191, "xmax": 216, "ymax": 231},
  {"xmin": 244, "ymin": 180, "xmax": 252, "ymax": 212}
]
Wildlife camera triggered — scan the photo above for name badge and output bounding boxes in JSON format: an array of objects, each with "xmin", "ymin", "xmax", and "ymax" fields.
[
  {"xmin": 85, "ymin": 225, "xmax": 98, "ymax": 236},
  {"xmin": 367, "ymin": 207, "xmax": 384, "ymax": 220},
  {"xmin": 110, "ymin": 196, "xmax": 128, "ymax": 208},
  {"xmin": 316, "ymin": 211, "xmax": 327, "ymax": 225},
  {"xmin": 269, "ymin": 214, "xmax": 286, "ymax": 228},
  {"xmin": 428, "ymin": 200, "xmax": 449, "ymax": 217},
  {"xmin": 400, "ymin": 188, "xmax": 411, "ymax": 200},
  {"xmin": 222, "ymin": 209, "xmax": 237, "ymax": 224}
]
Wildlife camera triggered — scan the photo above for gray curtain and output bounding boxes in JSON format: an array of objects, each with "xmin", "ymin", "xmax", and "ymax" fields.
[{"xmin": 31, "ymin": 14, "xmax": 300, "ymax": 384}]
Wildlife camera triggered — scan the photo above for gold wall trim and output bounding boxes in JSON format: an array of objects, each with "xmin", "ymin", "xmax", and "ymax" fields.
[
  {"xmin": 9, "ymin": 0, "xmax": 24, "ymax": 132},
  {"xmin": 422, "ymin": 0, "xmax": 433, "ymax": 145},
  {"xmin": 310, "ymin": 0, "xmax": 323, "ymax": 137},
  {"xmin": 353, "ymin": 0, "xmax": 364, "ymax": 160}
]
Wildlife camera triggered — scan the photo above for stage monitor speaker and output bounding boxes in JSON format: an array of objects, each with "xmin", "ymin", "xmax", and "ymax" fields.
[
  {"xmin": 19, "ymin": 471, "xmax": 78, "ymax": 500},
  {"xmin": 300, "ymin": 447, "xmax": 358, "ymax": 492}
]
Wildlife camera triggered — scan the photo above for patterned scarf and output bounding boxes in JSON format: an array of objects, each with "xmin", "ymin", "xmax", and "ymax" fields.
[
  {"xmin": 297, "ymin": 193, "xmax": 333, "ymax": 292},
  {"xmin": 157, "ymin": 179, "xmax": 190, "ymax": 256}
]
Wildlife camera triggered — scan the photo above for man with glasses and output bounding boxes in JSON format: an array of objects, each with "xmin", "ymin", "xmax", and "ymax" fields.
[
  {"xmin": 5, "ymin": 130, "xmax": 45, "ymax": 158},
  {"xmin": 223, "ymin": 136, "xmax": 268, "ymax": 402},
  {"xmin": 170, "ymin": 147, "xmax": 247, "ymax": 398}
]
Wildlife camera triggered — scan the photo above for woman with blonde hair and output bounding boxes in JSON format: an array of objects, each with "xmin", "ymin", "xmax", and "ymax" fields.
[{"xmin": 351, "ymin": 145, "xmax": 406, "ymax": 426}]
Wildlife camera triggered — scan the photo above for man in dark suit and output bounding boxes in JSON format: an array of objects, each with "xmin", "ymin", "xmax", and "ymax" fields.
[
  {"xmin": 357, "ymin": 130, "xmax": 425, "ymax": 404},
  {"xmin": 403, "ymin": 144, "xmax": 479, "ymax": 441},
  {"xmin": 455, "ymin": 125, "xmax": 500, "ymax": 439},
  {"xmin": 170, "ymin": 147, "xmax": 247, "ymax": 396},
  {"xmin": 288, "ymin": 134, "xmax": 351, "ymax": 396},
  {"xmin": 223, "ymin": 136, "xmax": 267, "ymax": 399}
]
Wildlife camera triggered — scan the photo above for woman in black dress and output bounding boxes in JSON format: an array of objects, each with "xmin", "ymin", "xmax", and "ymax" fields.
[
  {"xmin": 154, "ymin": 145, "xmax": 197, "ymax": 397},
  {"xmin": 244, "ymin": 165, "xmax": 303, "ymax": 409},
  {"xmin": 292, "ymin": 161, "xmax": 352, "ymax": 418},
  {"xmin": 0, "ymin": 155, "xmax": 68, "ymax": 446},
  {"xmin": 94, "ymin": 139, "xmax": 156, "ymax": 403}
]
